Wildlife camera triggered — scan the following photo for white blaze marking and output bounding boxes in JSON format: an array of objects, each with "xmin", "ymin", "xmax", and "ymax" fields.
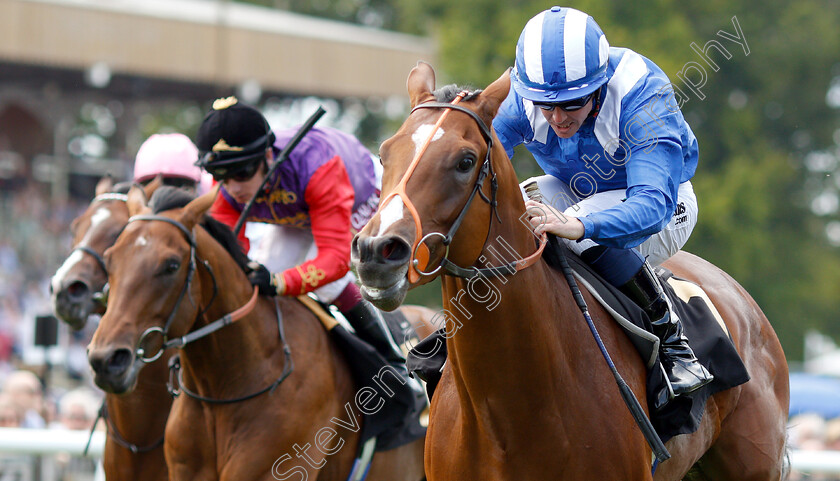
[
  {"xmin": 135, "ymin": 236, "xmax": 148, "ymax": 247},
  {"xmin": 52, "ymin": 250, "xmax": 85, "ymax": 292},
  {"xmin": 377, "ymin": 196, "xmax": 405, "ymax": 236},
  {"xmin": 79, "ymin": 206, "xmax": 112, "ymax": 247},
  {"xmin": 412, "ymin": 124, "xmax": 444, "ymax": 156}
]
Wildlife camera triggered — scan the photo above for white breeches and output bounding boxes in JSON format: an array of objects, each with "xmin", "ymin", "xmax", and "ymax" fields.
[{"xmin": 520, "ymin": 175, "xmax": 698, "ymax": 266}]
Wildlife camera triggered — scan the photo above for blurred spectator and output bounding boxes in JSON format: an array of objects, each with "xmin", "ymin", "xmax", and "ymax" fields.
[
  {"xmin": 0, "ymin": 393, "xmax": 22, "ymax": 427},
  {"xmin": 55, "ymin": 388, "xmax": 99, "ymax": 431},
  {"xmin": 826, "ymin": 417, "xmax": 840, "ymax": 451},
  {"xmin": 1, "ymin": 369, "xmax": 45, "ymax": 428}
]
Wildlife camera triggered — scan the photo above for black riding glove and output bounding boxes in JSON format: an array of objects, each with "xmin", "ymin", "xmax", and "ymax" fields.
[{"xmin": 247, "ymin": 262, "xmax": 280, "ymax": 296}]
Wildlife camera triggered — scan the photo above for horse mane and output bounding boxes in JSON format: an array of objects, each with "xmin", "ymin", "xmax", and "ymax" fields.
[
  {"xmin": 150, "ymin": 187, "xmax": 195, "ymax": 213},
  {"xmin": 200, "ymin": 217, "xmax": 251, "ymax": 272},
  {"xmin": 112, "ymin": 182, "xmax": 133, "ymax": 194},
  {"xmin": 150, "ymin": 186, "xmax": 250, "ymax": 272},
  {"xmin": 433, "ymin": 84, "xmax": 482, "ymax": 103}
]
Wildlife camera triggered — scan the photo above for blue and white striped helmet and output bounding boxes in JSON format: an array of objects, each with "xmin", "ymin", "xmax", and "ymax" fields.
[{"xmin": 512, "ymin": 6, "xmax": 610, "ymax": 102}]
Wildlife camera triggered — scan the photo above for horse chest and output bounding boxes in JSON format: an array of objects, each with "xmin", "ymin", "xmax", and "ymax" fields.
[{"xmin": 427, "ymin": 388, "xmax": 655, "ymax": 480}]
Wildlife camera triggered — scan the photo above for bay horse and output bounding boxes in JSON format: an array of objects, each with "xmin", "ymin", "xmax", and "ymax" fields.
[
  {"xmin": 351, "ymin": 62, "xmax": 790, "ymax": 480},
  {"xmin": 51, "ymin": 175, "xmax": 172, "ymax": 481},
  {"xmin": 87, "ymin": 186, "xmax": 426, "ymax": 480}
]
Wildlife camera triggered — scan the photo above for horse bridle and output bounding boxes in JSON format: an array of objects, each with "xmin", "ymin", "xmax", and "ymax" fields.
[
  {"xmin": 70, "ymin": 193, "xmax": 129, "ymax": 307},
  {"xmin": 125, "ymin": 214, "xmax": 293, "ymax": 404},
  {"xmin": 127, "ymin": 214, "xmax": 201, "ymax": 363},
  {"xmin": 388, "ymin": 92, "xmax": 546, "ymax": 282}
]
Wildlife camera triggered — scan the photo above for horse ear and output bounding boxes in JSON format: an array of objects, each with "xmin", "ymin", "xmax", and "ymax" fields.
[
  {"xmin": 478, "ymin": 68, "xmax": 512, "ymax": 121},
  {"xmin": 179, "ymin": 183, "xmax": 221, "ymax": 229},
  {"xmin": 95, "ymin": 174, "xmax": 114, "ymax": 196},
  {"xmin": 407, "ymin": 61, "xmax": 436, "ymax": 108},
  {"xmin": 126, "ymin": 184, "xmax": 150, "ymax": 216},
  {"xmin": 142, "ymin": 175, "xmax": 164, "ymax": 199}
]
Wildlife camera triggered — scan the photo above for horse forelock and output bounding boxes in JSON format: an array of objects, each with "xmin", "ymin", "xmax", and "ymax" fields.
[
  {"xmin": 150, "ymin": 187, "xmax": 195, "ymax": 214},
  {"xmin": 433, "ymin": 84, "xmax": 482, "ymax": 103},
  {"xmin": 112, "ymin": 182, "xmax": 132, "ymax": 194}
]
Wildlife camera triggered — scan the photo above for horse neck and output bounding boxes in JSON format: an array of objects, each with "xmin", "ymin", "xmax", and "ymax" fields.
[
  {"xmin": 176, "ymin": 230, "xmax": 282, "ymax": 397},
  {"xmin": 441, "ymin": 164, "xmax": 587, "ymax": 419},
  {"xmin": 105, "ymin": 353, "xmax": 171, "ymax": 444}
]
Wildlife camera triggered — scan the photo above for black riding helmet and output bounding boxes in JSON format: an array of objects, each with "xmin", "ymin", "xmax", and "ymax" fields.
[{"xmin": 195, "ymin": 96, "xmax": 276, "ymax": 181}]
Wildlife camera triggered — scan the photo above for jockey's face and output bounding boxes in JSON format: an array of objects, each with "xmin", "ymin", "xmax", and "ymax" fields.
[
  {"xmin": 222, "ymin": 155, "xmax": 269, "ymax": 204},
  {"xmin": 539, "ymin": 98, "xmax": 594, "ymax": 138}
]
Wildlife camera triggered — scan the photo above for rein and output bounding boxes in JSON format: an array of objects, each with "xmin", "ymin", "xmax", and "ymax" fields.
[
  {"xmin": 167, "ymin": 297, "xmax": 294, "ymax": 404},
  {"xmin": 387, "ymin": 92, "xmax": 545, "ymax": 282}
]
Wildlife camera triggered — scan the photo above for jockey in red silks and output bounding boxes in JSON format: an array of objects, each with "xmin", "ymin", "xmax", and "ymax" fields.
[{"xmin": 194, "ymin": 97, "xmax": 415, "ymax": 387}]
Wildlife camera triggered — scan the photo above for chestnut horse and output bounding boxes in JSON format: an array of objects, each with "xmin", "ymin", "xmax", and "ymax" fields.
[
  {"xmin": 351, "ymin": 62, "xmax": 789, "ymax": 480},
  {"xmin": 51, "ymin": 176, "xmax": 172, "ymax": 481},
  {"xmin": 87, "ymin": 186, "xmax": 425, "ymax": 481}
]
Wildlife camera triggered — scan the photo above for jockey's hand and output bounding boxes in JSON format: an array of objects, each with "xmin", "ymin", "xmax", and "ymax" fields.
[
  {"xmin": 524, "ymin": 199, "xmax": 585, "ymax": 240},
  {"xmin": 247, "ymin": 262, "xmax": 286, "ymax": 296}
]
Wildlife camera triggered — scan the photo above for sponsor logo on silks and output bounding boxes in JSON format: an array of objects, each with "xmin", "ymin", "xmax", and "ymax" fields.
[
  {"xmin": 674, "ymin": 201, "xmax": 688, "ymax": 226},
  {"xmin": 350, "ymin": 192, "xmax": 381, "ymax": 233}
]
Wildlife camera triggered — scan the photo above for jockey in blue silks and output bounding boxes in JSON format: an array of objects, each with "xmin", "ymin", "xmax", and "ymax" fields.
[{"xmin": 493, "ymin": 6, "xmax": 713, "ymax": 410}]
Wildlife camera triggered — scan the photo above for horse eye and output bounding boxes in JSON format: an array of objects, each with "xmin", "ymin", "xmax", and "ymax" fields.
[
  {"xmin": 456, "ymin": 156, "xmax": 476, "ymax": 172},
  {"xmin": 163, "ymin": 259, "xmax": 181, "ymax": 275}
]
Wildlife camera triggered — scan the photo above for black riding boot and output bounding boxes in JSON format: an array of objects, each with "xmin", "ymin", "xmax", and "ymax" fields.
[
  {"xmin": 344, "ymin": 301, "xmax": 425, "ymax": 398},
  {"xmin": 619, "ymin": 262, "xmax": 713, "ymax": 409},
  {"xmin": 344, "ymin": 300, "xmax": 409, "ymax": 367}
]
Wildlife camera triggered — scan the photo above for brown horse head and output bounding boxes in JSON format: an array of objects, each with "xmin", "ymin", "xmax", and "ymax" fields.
[
  {"xmin": 87, "ymin": 185, "xmax": 218, "ymax": 393},
  {"xmin": 352, "ymin": 62, "xmax": 514, "ymax": 311},
  {"xmin": 51, "ymin": 176, "xmax": 162, "ymax": 330}
]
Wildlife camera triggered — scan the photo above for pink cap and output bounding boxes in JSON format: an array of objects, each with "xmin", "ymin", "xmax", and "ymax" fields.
[
  {"xmin": 134, "ymin": 133, "xmax": 201, "ymax": 183},
  {"xmin": 198, "ymin": 171, "xmax": 215, "ymax": 195}
]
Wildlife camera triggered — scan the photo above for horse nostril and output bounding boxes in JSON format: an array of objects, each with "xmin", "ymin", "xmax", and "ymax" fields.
[
  {"xmin": 89, "ymin": 348, "xmax": 133, "ymax": 377},
  {"xmin": 379, "ymin": 238, "xmax": 410, "ymax": 262},
  {"xmin": 107, "ymin": 349, "xmax": 132, "ymax": 375},
  {"xmin": 352, "ymin": 235, "xmax": 375, "ymax": 263},
  {"xmin": 351, "ymin": 235, "xmax": 362, "ymax": 261},
  {"xmin": 65, "ymin": 281, "xmax": 91, "ymax": 301}
]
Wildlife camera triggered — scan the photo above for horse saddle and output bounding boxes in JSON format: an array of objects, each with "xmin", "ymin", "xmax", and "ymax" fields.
[
  {"xmin": 407, "ymin": 248, "xmax": 751, "ymax": 443},
  {"xmin": 297, "ymin": 296, "xmax": 427, "ymax": 451}
]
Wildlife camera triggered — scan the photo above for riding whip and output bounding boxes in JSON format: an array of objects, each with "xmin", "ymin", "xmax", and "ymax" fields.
[
  {"xmin": 233, "ymin": 106, "xmax": 327, "ymax": 236},
  {"xmin": 523, "ymin": 181, "xmax": 671, "ymax": 463}
]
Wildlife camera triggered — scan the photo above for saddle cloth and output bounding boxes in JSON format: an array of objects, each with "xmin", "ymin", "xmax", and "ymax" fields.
[{"xmin": 408, "ymin": 249, "xmax": 750, "ymax": 443}]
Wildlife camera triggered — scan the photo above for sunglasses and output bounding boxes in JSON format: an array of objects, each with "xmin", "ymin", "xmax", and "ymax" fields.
[
  {"xmin": 533, "ymin": 90, "xmax": 597, "ymax": 112},
  {"xmin": 207, "ymin": 159, "xmax": 263, "ymax": 182}
]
